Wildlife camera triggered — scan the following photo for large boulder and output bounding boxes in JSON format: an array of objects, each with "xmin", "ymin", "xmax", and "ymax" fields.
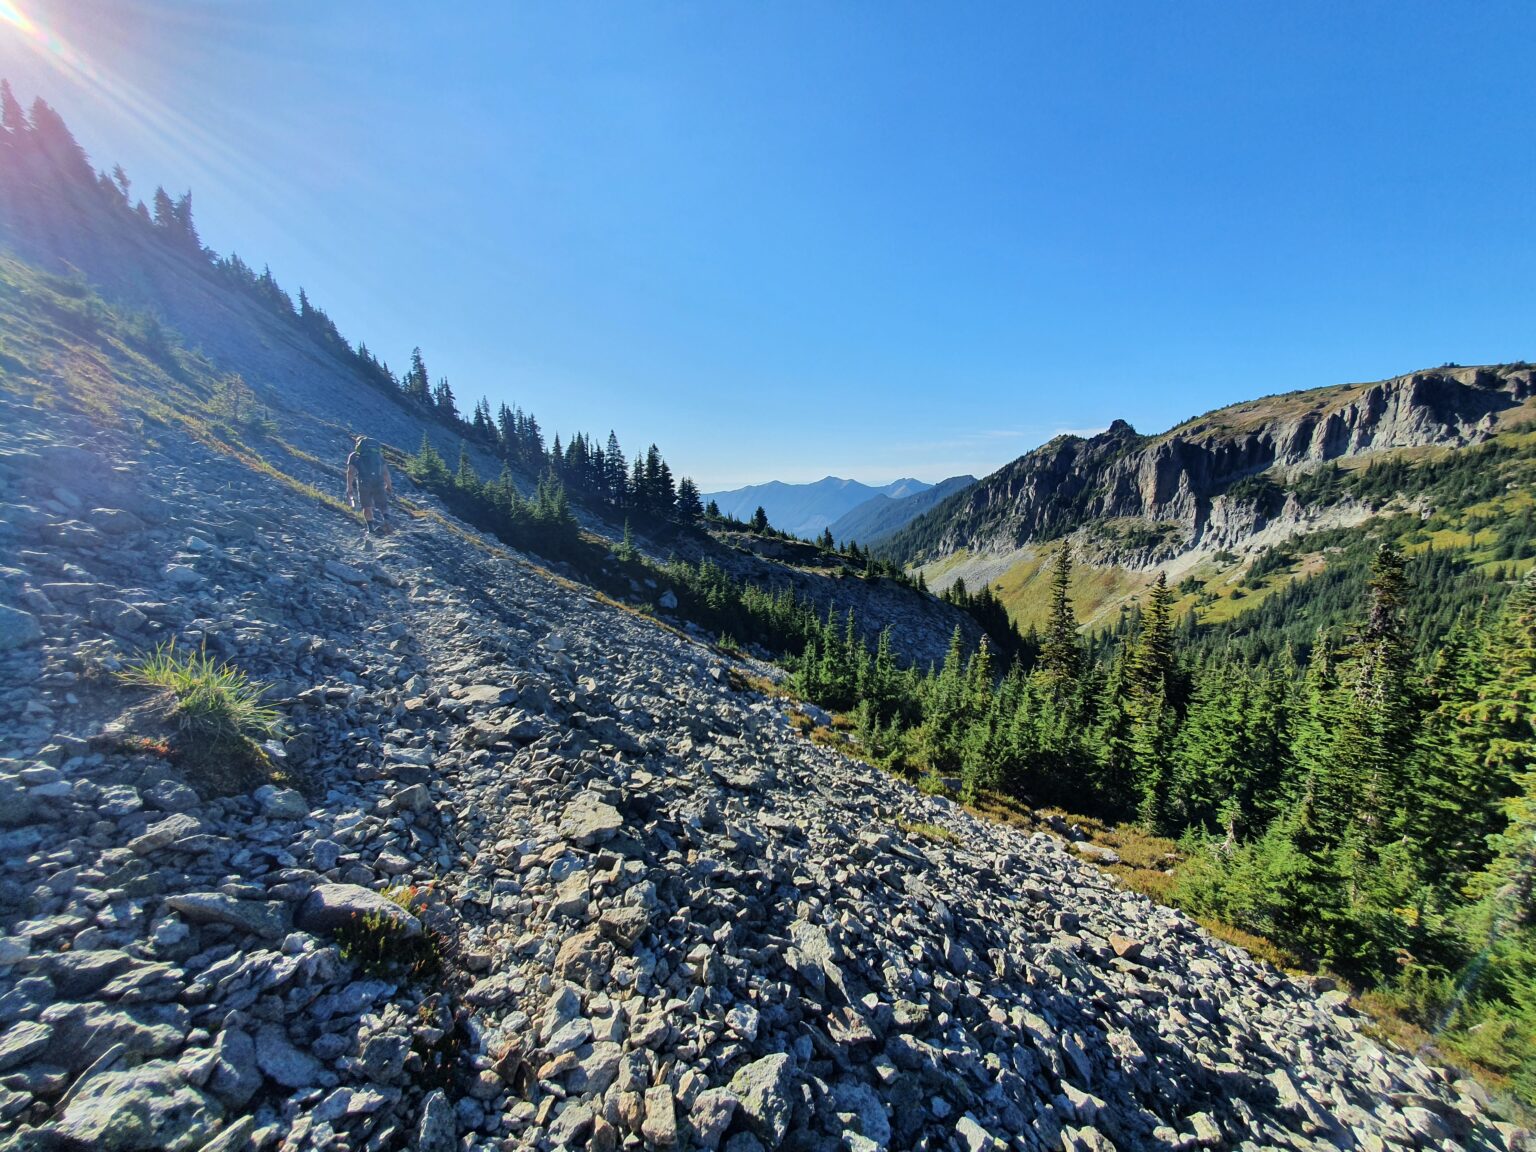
[
  {"xmin": 558, "ymin": 792, "xmax": 623, "ymax": 847},
  {"xmin": 295, "ymin": 883, "xmax": 422, "ymax": 939},
  {"xmin": 727, "ymin": 1054, "xmax": 797, "ymax": 1146},
  {"xmin": 55, "ymin": 1058, "xmax": 223, "ymax": 1150}
]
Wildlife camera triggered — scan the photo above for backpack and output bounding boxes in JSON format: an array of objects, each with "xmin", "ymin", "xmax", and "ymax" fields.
[{"xmin": 356, "ymin": 438, "xmax": 384, "ymax": 483}]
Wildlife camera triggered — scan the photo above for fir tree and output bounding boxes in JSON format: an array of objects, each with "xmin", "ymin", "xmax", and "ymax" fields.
[
  {"xmin": 0, "ymin": 80, "xmax": 24, "ymax": 136},
  {"xmin": 676, "ymin": 477, "xmax": 704, "ymax": 523},
  {"xmin": 1040, "ymin": 541, "xmax": 1081, "ymax": 683},
  {"xmin": 404, "ymin": 348, "xmax": 431, "ymax": 403}
]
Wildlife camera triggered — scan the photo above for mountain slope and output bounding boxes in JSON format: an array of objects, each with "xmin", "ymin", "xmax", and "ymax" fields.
[
  {"xmin": 702, "ymin": 476, "xmax": 930, "ymax": 537},
  {"xmin": 828, "ymin": 473, "xmax": 976, "ymax": 546},
  {"xmin": 0, "ymin": 94, "xmax": 1517, "ymax": 1149},
  {"xmin": 884, "ymin": 365, "xmax": 1535, "ymax": 629},
  {"xmin": 0, "ymin": 281, "xmax": 1510, "ymax": 1150}
]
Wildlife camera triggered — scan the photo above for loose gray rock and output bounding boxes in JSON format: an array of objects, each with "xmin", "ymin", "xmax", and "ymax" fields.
[
  {"xmin": 254, "ymin": 1024, "xmax": 324, "ymax": 1089},
  {"xmin": 164, "ymin": 893, "xmax": 291, "ymax": 940},
  {"xmin": 728, "ymin": 1054, "xmax": 796, "ymax": 1147},
  {"xmin": 416, "ymin": 1088, "xmax": 457, "ymax": 1152},
  {"xmin": 55, "ymin": 1058, "xmax": 223, "ymax": 1151},
  {"xmin": 558, "ymin": 792, "xmax": 623, "ymax": 846},
  {"xmin": 690, "ymin": 1087, "xmax": 739, "ymax": 1150},
  {"xmin": 255, "ymin": 784, "xmax": 308, "ymax": 819},
  {"xmin": 0, "ymin": 603, "xmax": 41, "ymax": 651},
  {"xmin": 0, "ymin": 1020, "xmax": 52, "ymax": 1072},
  {"xmin": 209, "ymin": 1027, "xmax": 261, "ymax": 1109}
]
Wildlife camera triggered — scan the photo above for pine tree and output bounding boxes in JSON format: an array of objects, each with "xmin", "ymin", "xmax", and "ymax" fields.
[
  {"xmin": 27, "ymin": 98, "xmax": 91, "ymax": 183},
  {"xmin": 1091, "ymin": 649, "xmax": 1139, "ymax": 814},
  {"xmin": 172, "ymin": 191, "xmax": 201, "ymax": 249},
  {"xmin": 1040, "ymin": 542, "xmax": 1081, "ymax": 683},
  {"xmin": 751, "ymin": 506, "xmax": 769, "ymax": 533},
  {"xmin": 152, "ymin": 186, "xmax": 176, "ymax": 230},
  {"xmin": 455, "ymin": 442, "xmax": 479, "ymax": 493},
  {"xmin": 1466, "ymin": 572, "xmax": 1536, "ymax": 926},
  {"xmin": 405, "ymin": 348, "xmax": 431, "ymax": 403},
  {"xmin": 432, "ymin": 377, "xmax": 458, "ymax": 421},
  {"xmin": 1129, "ymin": 572, "xmax": 1177, "ymax": 703},
  {"xmin": 676, "ymin": 477, "xmax": 704, "ymax": 523},
  {"xmin": 0, "ymin": 80, "xmax": 24, "ymax": 136}
]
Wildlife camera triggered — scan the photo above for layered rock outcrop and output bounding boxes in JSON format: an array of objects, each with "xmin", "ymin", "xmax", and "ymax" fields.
[{"xmin": 893, "ymin": 365, "xmax": 1533, "ymax": 565}]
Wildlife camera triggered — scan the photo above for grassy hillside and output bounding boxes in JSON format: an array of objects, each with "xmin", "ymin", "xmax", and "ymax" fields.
[{"xmin": 923, "ymin": 429, "xmax": 1536, "ymax": 659}]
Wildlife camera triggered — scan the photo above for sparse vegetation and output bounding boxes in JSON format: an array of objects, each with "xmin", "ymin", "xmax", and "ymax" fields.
[
  {"xmin": 117, "ymin": 641, "xmax": 284, "ymax": 794},
  {"xmin": 120, "ymin": 641, "xmax": 281, "ymax": 742},
  {"xmin": 332, "ymin": 885, "xmax": 444, "ymax": 980},
  {"xmin": 896, "ymin": 818, "xmax": 959, "ymax": 845}
]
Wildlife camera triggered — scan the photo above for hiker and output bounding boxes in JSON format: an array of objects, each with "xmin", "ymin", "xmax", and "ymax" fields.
[{"xmin": 345, "ymin": 434, "xmax": 394, "ymax": 533}]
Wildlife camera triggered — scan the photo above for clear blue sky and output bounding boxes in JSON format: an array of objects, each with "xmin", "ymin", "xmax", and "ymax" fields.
[{"xmin": 2, "ymin": 2, "xmax": 1531, "ymax": 489}]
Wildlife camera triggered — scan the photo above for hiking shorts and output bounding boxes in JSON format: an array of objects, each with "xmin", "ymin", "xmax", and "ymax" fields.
[{"xmin": 358, "ymin": 478, "xmax": 388, "ymax": 510}]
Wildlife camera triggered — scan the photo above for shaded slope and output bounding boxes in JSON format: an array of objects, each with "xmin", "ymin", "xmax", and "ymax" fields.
[{"xmin": 828, "ymin": 473, "xmax": 976, "ymax": 547}]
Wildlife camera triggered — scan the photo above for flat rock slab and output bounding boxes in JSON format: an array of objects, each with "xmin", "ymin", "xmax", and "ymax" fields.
[
  {"xmin": 129, "ymin": 813, "xmax": 206, "ymax": 854},
  {"xmin": 56, "ymin": 1058, "xmax": 223, "ymax": 1151},
  {"xmin": 323, "ymin": 558, "xmax": 369, "ymax": 585},
  {"xmin": 295, "ymin": 883, "xmax": 422, "ymax": 939},
  {"xmin": 458, "ymin": 683, "xmax": 519, "ymax": 707},
  {"xmin": 255, "ymin": 1024, "xmax": 324, "ymax": 1089},
  {"xmin": 164, "ymin": 893, "xmax": 292, "ymax": 940},
  {"xmin": 559, "ymin": 792, "xmax": 623, "ymax": 847}
]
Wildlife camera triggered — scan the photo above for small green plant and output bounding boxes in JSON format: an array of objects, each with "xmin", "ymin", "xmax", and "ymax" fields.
[
  {"xmin": 120, "ymin": 641, "xmax": 281, "ymax": 741},
  {"xmin": 209, "ymin": 373, "xmax": 276, "ymax": 437},
  {"xmin": 897, "ymin": 818, "xmax": 959, "ymax": 845},
  {"xmin": 614, "ymin": 518, "xmax": 637, "ymax": 563},
  {"xmin": 916, "ymin": 768, "xmax": 951, "ymax": 796},
  {"xmin": 333, "ymin": 885, "xmax": 444, "ymax": 979}
]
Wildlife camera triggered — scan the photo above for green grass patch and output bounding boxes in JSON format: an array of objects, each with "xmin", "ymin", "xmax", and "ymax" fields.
[
  {"xmin": 118, "ymin": 641, "xmax": 287, "ymax": 795},
  {"xmin": 896, "ymin": 818, "xmax": 959, "ymax": 845}
]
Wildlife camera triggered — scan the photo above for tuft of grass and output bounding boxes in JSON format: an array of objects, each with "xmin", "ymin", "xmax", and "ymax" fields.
[
  {"xmin": 117, "ymin": 641, "xmax": 286, "ymax": 795},
  {"xmin": 897, "ymin": 818, "xmax": 959, "ymax": 845},
  {"xmin": 119, "ymin": 641, "xmax": 280, "ymax": 741}
]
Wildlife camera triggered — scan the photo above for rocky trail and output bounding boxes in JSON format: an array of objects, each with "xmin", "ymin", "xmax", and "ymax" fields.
[{"xmin": 0, "ymin": 393, "xmax": 1519, "ymax": 1152}]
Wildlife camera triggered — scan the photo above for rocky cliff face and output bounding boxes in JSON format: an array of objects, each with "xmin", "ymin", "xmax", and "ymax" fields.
[{"xmin": 892, "ymin": 365, "xmax": 1534, "ymax": 565}]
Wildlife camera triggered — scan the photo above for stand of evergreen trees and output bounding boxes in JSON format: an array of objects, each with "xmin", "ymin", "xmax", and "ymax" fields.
[{"xmin": 785, "ymin": 538, "xmax": 1536, "ymax": 1100}]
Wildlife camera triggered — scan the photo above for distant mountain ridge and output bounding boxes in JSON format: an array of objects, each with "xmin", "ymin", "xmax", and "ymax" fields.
[
  {"xmin": 885, "ymin": 364, "xmax": 1534, "ymax": 568},
  {"xmin": 828, "ymin": 473, "xmax": 976, "ymax": 546},
  {"xmin": 702, "ymin": 475, "xmax": 931, "ymax": 537}
]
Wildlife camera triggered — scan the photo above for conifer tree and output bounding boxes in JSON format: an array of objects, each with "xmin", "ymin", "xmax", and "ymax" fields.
[
  {"xmin": 432, "ymin": 376, "xmax": 458, "ymax": 421},
  {"xmin": 0, "ymin": 80, "xmax": 24, "ymax": 136},
  {"xmin": 676, "ymin": 478, "xmax": 704, "ymax": 523},
  {"xmin": 405, "ymin": 348, "xmax": 431, "ymax": 403},
  {"xmin": 1091, "ymin": 649, "xmax": 1138, "ymax": 809},
  {"xmin": 1465, "ymin": 572, "xmax": 1536, "ymax": 928},
  {"xmin": 455, "ymin": 442, "xmax": 478, "ymax": 493},
  {"xmin": 152, "ymin": 186, "xmax": 176, "ymax": 230},
  {"xmin": 1040, "ymin": 542, "xmax": 1081, "ymax": 683},
  {"xmin": 1130, "ymin": 572, "xmax": 1177, "ymax": 703}
]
